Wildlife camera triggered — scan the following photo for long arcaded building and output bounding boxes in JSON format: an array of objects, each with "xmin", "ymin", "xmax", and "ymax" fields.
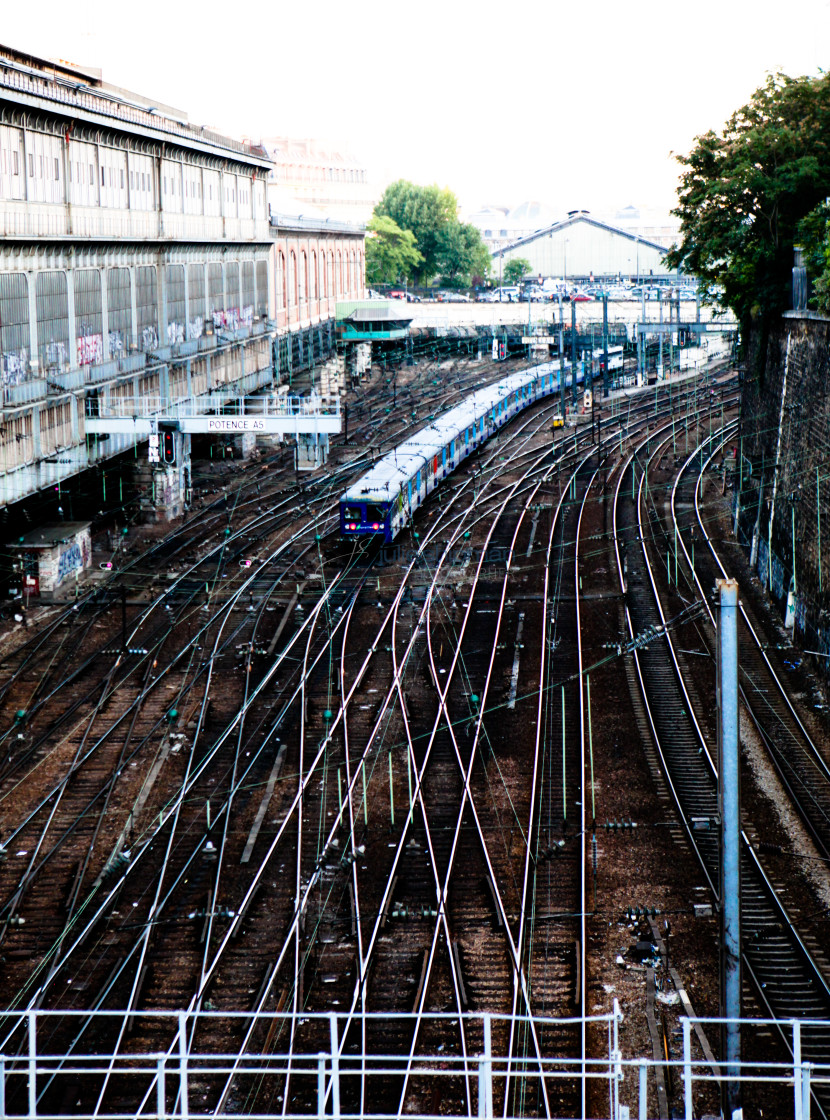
[{"xmin": 0, "ymin": 42, "xmax": 365, "ymax": 518}]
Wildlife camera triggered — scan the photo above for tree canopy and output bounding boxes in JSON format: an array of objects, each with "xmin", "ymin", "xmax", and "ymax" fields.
[
  {"xmin": 364, "ymin": 215, "xmax": 423, "ymax": 286},
  {"xmin": 666, "ymin": 72, "xmax": 830, "ymax": 327},
  {"xmin": 374, "ymin": 180, "xmax": 490, "ymax": 287},
  {"xmin": 503, "ymin": 258, "xmax": 532, "ymax": 285},
  {"xmin": 437, "ymin": 222, "xmax": 491, "ymax": 288}
]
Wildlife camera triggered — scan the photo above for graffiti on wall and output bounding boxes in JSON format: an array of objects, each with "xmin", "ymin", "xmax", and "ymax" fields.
[
  {"xmin": 1, "ymin": 348, "xmax": 30, "ymax": 386},
  {"xmin": 77, "ymin": 333, "xmax": 103, "ymax": 366}
]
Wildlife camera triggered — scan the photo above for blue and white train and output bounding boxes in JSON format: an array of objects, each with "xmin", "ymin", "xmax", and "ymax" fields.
[{"xmin": 339, "ymin": 360, "xmax": 585, "ymax": 542}]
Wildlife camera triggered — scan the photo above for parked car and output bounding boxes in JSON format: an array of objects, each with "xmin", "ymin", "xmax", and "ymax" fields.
[{"xmin": 491, "ymin": 286, "xmax": 521, "ymax": 303}]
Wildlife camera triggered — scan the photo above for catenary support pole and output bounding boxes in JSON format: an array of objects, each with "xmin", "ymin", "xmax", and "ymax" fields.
[
  {"xmin": 571, "ymin": 299, "xmax": 578, "ymax": 406},
  {"xmin": 717, "ymin": 578, "xmax": 741, "ymax": 1118},
  {"xmin": 602, "ymin": 293, "xmax": 609, "ymax": 398}
]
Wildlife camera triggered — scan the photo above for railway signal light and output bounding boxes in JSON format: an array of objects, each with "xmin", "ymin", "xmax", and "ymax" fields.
[
  {"xmin": 166, "ymin": 709, "xmax": 178, "ymax": 723},
  {"xmin": 162, "ymin": 430, "xmax": 176, "ymax": 464}
]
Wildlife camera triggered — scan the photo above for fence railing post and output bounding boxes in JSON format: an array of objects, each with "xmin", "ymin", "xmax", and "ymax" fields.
[
  {"xmin": 639, "ymin": 1058, "xmax": 648, "ymax": 1120},
  {"xmin": 157, "ymin": 1054, "xmax": 166, "ymax": 1120},
  {"xmin": 482, "ymin": 1013, "xmax": 493, "ymax": 1119},
  {"xmin": 803, "ymin": 1061, "xmax": 812, "ymax": 1120},
  {"xmin": 794, "ymin": 1020, "xmax": 803, "ymax": 1120},
  {"xmin": 317, "ymin": 1053, "xmax": 327, "ymax": 1120},
  {"xmin": 683, "ymin": 1018, "xmax": 692, "ymax": 1120},
  {"xmin": 28, "ymin": 1010, "xmax": 37, "ymax": 1120},
  {"xmin": 0, "ymin": 1053, "xmax": 5, "ymax": 1118},
  {"xmin": 178, "ymin": 1011, "xmax": 189, "ymax": 1120},
  {"xmin": 329, "ymin": 1013, "xmax": 340, "ymax": 1120}
]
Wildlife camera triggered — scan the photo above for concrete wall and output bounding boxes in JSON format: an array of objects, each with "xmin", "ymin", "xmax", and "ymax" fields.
[{"xmin": 738, "ymin": 312, "xmax": 830, "ymax": 657}]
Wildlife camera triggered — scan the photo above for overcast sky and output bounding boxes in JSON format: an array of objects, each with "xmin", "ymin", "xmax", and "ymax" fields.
[{"xmin": 4, "ymin": 0, "xmax": 828, "ymax": 216}]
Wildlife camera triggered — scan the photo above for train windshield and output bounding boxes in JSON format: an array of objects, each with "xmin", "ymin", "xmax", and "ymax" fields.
[
  {"xmin": 365, "ymin": 504, "xmax": 387, "ymax": 523},
  {"xmin": 343, "ymin": 506, "xmax": 362, "ymax": 522}
]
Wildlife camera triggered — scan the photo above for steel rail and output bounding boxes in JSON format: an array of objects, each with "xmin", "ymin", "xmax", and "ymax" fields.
[
  {"xmin": 206, "ymin": 391, "xmax": 570, "ymax": 1117},
  {"xmin": 621, "ymin": 419, "xmax": 830, "ymax": 1116}
]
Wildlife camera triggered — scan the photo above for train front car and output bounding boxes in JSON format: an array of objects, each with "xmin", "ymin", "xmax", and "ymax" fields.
[{"xmin": 340, "ymin": 496, "xmax": 394, "ymax": 542}]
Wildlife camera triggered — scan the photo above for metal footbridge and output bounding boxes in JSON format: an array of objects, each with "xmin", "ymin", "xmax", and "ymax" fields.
[{"xmin": 84, "ymin": 390, "xmax": 341, "ymax": 436}]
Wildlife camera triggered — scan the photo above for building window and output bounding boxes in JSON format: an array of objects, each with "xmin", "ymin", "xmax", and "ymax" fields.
[
  {"xmin": 74, "ymin": 269, "xmax": 103, "ymax": 366},
  {"xmin": 0, "ymin": 272, "xmax": 30, "ymax": 386},
  {"xmin": 208, "ymin": 261, "xmax": 224, "ymax": 326},
  {"xmin": 165, "ymin": 264, "xmax": 185, "ymax": 345},
  {"xmin": 107, "ymin": 268, "xmax": 131, "ymax": 357},
  {"xmin": 187, "ymin": 263, "xmax": 205, "ymax": 339},
  {"xmin": 36, "ymin": 271, "xmax": 69, "ymax": 371},
  {"xmin": 136, "ymin": 265, "xmax": 159, "ymax": 351},
  {"xmin": 256, "ymin": 259, "xmax": 267, "ymax": 318}
]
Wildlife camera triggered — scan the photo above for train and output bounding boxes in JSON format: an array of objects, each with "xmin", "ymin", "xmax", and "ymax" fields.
[{"xmin": 339, "ymin": 359, "xmax": 585, "ymax": 542}]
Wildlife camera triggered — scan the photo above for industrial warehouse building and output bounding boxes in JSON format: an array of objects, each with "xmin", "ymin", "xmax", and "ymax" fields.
[
  {"xmin": 0, "ymin": 41, "xmax": 365, "ymax": 516},
  {"xmin": 493, "ymin": 211, "xmax": 675, "ymax": 284}
]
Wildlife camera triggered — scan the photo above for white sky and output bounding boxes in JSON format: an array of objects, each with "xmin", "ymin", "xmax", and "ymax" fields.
[{"xmin": 3, "ymin": 0, "xmax": 828, "ymax": 216}]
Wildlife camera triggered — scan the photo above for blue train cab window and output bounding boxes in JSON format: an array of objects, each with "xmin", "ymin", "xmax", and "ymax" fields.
[
  {"xmin": 450, "ymin": 440, "xmax": 455, "ymax": 457},
  {"xmin": 442, "ymin": 447, "xmax": 447, "ymax": 467},
  {"xmin": 407, "ymin": 480, "xmax": 412, "ymax": 504},
  {"xmin": 365, "ymin": 503, "xmax": 386, "ymax": 529},
  {"xmin": 416, "ymin": 469, "xmax": 421, "ymax": 489}
]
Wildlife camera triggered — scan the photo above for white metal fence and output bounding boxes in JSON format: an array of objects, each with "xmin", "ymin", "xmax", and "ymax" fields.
[{"xmin": 0, "ymin": 1007, "xmax": 827, "ymax": 1118}]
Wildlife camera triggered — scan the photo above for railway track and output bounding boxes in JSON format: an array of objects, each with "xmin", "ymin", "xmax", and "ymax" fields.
[
  {"xmin": 617, "ymin": 421, "xmax": 830, "ymax": 1118},
  {"xmin": 0, "ymin": 359, "xmax": 771, "ymax": 1119}
]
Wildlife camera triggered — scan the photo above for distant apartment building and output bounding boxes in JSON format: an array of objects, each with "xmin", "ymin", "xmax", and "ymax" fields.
[{"xmin": 259, "ymin": 136, "xmax": 375, "ymax": 224}]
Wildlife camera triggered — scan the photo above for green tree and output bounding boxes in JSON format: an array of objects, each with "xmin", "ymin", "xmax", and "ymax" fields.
[
  {"xmin": 436, "ymin": 222, "xmax": 491, "ymax": 287},
  {"xmin": 797, "ymin": 200, "xmax": 830, "ymax": 313},
  {"xmin": 666, "ymin": 72, "xmax": 830, "ymax": 332},
  {"xmin": 375, "ymin": 180, "xmax": 458, "ymax": 284},
  {"xmin": 364, "ymin": 214, "xmax": 423, "ymax": 285},
  {"xmin": 503, "ymin": 258, "xmax": 531, "ymax": 286}
]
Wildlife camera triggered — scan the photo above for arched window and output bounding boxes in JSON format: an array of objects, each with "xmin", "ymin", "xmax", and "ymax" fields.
[
  {"xmin": 310, "ymin": 250, "xmax": 317, "ymax": 300},
  {"xmin": 299, "ymin": 250, "xmax": 307, "ymax": 308},
  {"xmin": 327, "ymin": 252, "xmax": 333, "ymax": 299},
  {"xmin": 288, "ymin": 251, "xmax": 297, "ymax": 309},
  {"xmin": 276, "ymin": 252, "xmax": 286, "ymax": 311}
]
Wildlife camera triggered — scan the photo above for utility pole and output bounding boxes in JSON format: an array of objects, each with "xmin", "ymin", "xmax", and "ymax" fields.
[
  {"xmin": 570, "ymin": 298, "xmax": 578, "ymax": 408},
  {"xmin": 559, "ymin": 294, "xmax": 566, "ymax": 416},
  {"xmin": 717, "ymin": 579, "xmax": 742, "ymax": 1119},
  {"xmin": 602, "ymin": 292, "xmax": 609, "ymax": 398}
]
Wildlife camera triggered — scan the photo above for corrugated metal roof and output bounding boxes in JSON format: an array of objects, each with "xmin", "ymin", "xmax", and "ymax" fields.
[{"xmin": 8, "ymin": 522, "xmax": 90, "ymax": 549}]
